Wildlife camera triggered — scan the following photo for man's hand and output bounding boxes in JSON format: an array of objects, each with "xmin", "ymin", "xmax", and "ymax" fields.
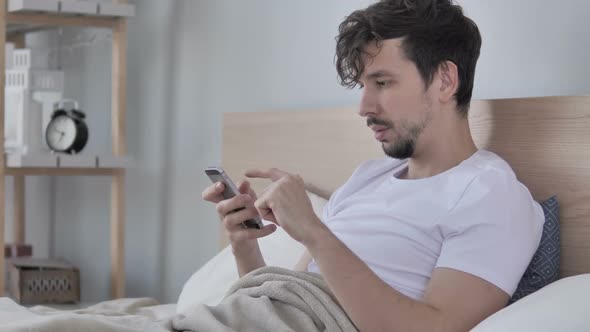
[
  {"xmin": 245, "ymin": 168, "xmax": 324, "ymax": 243},
  {"xmin": 201, "ymin": 180, "xmax": 276, "ymax": 250},
  {"xmin": 202, "ymin": 179, "xmax": 276, "ymax": 276}
]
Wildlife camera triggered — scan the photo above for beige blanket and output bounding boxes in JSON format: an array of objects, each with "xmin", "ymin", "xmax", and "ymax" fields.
[
  {"xmin": 0, "ymin": 266, "xmax": 357, "ymax": 332},
  {"xmin": 0, "ymin": 297, "xmax": 174, "ymax": 332}
]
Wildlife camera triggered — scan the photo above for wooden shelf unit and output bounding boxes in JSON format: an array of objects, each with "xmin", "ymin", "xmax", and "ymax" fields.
[{"xmin": 0, "ymin": 0, "xmax": 130, "ymax": 299}]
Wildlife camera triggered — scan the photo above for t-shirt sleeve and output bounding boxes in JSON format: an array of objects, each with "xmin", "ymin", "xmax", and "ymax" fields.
[{"xmin": 435, "ymin": 168, "xmax": 544, "ymax": 296}]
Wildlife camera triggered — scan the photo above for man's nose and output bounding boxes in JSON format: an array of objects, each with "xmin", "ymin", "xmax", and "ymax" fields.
[{"xmin": 358, "ymin": 90, "xmax": 377, "ymax": 118}]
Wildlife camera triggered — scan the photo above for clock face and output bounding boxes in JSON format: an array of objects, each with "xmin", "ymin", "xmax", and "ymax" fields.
[{"xmin": 46, "ymin": 115, "xmax": 77, "ymax": 152}]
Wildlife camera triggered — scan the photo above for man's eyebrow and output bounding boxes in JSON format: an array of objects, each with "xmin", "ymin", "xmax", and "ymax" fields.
[{"xmin": 363, "ymin": 70, "xmax": 398, "ymax": 80}]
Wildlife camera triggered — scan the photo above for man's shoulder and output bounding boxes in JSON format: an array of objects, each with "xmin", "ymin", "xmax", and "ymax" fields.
[
  {"xmin": 442, "ymin": 150, "xmax": 538, "ymax": 218},
  {"xmin": 447, "ymin": 150, "xmax": 543, "ymax": 225},
  {"xmin": 462, "ymin": 150, "xmax": 520, "ymax": 189}
]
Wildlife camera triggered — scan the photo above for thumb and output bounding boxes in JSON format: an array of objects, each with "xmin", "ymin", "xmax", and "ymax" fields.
[{"xmin": 237, "ymin": 180, "xmax": 258, "ymax": 199}]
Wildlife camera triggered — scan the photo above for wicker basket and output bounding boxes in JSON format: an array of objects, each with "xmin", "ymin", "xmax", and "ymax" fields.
[{"xmin": 6, "ymin": 258, "xmax": 80, "ymax": 305}]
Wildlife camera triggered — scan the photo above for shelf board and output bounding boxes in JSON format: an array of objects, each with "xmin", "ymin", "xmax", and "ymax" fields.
[
  {"xmin": 4, "ymin": 1, "xmax": 135, "ymax": 33},
  {"xmin": 6, "ymin": 22, "xmax": 49, "ymax": 35},
  {"xmin": 6, "ymin": 12, "xmax": 118, "ymax": 30},
  {"xmin": 8, "ymin": 0, "xmax": 60, "ymax": 13},
  {"xmin": 6, "ymin": 167, "xmax": 120, "ymax": 176},
  {"xmin": 4, "ymin": 153, "xmax": 131, "ymax": 176}
]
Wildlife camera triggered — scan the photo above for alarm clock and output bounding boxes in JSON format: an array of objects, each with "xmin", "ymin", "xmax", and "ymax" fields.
[{"xmin": 45, "ymin": 99, "xmax": 89, "ymax": 154}]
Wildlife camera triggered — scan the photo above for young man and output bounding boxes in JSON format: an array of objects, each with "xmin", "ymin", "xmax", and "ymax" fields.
[{"xmin": 203, "ymin": 1, "xmax": 543, "ymax": 331}]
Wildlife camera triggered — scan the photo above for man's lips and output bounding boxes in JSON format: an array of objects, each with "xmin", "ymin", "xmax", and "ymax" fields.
[
  {"xmin": 370, "ymin": 126, "xmax": 390, "ymax": 141},
  {"xmin": 370, "ymin": 125, "xmax": 388, "ymax": 132}
]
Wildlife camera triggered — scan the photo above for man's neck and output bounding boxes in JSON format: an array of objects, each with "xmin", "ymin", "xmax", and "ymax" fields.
[{"xmin": 402, "ymin": 120, "xmax": 478, "ymax": 180}]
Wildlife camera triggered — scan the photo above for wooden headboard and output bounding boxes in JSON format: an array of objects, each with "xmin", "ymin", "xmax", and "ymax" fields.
[{"xmin": 223, "ymin": 95, "xmax": 590, "ymax": 278}]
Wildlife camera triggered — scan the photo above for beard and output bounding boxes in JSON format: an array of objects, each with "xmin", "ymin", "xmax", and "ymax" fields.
[
  {"xmin": 382, "ymin": 125, "xmax": 422, "ymax": 159},
  {"xmin": 367, "ymin": 99, "xmax": 432, "ymax": 160}
]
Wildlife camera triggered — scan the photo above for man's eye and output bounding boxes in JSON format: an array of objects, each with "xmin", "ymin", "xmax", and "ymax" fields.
[{"xmin": 376, "ymin": 81, "xmax": 390, "ymax": 87}]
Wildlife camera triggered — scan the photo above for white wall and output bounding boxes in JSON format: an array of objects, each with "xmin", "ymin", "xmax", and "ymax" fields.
[
  {"xmin": 3, "ymin": 178, "xmax": 51, "ymax": 258},
  {"xmin": 154, "ymin": 0, "xmax": 368, "ymax": 302},
  {"xmin": 459, "ymin": 0, "xmax": 590, "ymax": 99},
  {"xmin": 19, "ymin": 0, "xmax": 590, "ymax": 303}
]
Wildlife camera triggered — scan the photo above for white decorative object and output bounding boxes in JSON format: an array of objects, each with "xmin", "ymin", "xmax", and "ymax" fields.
[
  {"xmin": 4, "ymin": 48, "xmax": 64, "ymax": 154},
  {"xmin": 97, "ymin": 3, "xmax": 135, "ymax": 17},
  {"xmin": 5, "ymin": 89, "xmax": 27, "ymax": 153},
  {"xmin": 6, "ymin": 69, "xmax": 64, "ymax": 92},
  {"xmin": 12, "ymin": 49, "xmax": 30, "ymax": 68},
  {"xmin": 59, "ymin": 0, "xmax": 97, "ymax": 15},
  {"xmin": 12, "ymin": 49, "xmax": 50, "ymax": 69},
  {"xmin": 5, "ymin": 88, "xmax": 43, "ymax": 154},
  {"xmin": 8, "ymin": 0, "xmax": 60, "ymax": 13},
  {"xmin": 32, "ymin": 70, "xmax": 64, "ymax": 92},
  {"xmin": 5, "ymin": 43, "xmax": 14, "ymax": 69}
]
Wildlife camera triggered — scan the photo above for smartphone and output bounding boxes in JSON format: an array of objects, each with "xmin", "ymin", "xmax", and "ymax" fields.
[{"xmin": 205, "ymin": 166, "xmax": 263, "ymax": 229}]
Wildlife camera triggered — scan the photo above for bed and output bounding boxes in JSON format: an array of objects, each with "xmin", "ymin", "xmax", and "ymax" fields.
[
  {"xmin": 213, "ymin": 95, "xmax": 590, "ymax": 330},
  {"xmin": 1, "ymin": 95, "xmax": 590, "ymax": 331},
  {"xmin": 220, "ymin": 95, "xmax": 590, "ymax": 277}
]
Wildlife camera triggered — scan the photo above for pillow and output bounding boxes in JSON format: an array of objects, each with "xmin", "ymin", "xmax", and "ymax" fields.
[
  {"xmin": 176, "ymin": 190, "xmax": 328, "ymax": 313},
  {"xmin": 510, "ymin": 196, "xmax": 560, "ymax": 303},
  {"xmin": 472, "ymin": 273, "xmax": 590, "ymax": 332}
]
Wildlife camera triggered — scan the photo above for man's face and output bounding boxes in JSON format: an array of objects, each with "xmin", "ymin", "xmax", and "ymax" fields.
[{"xmin": 358, "ymin": 38, "xmax": 435, "ymax": 159}]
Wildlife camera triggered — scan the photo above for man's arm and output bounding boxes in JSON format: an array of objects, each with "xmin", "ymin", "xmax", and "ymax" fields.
[
  {"xmin": 293, "ymin": 249, "xmax": 312, "ymax": 272},
  {"xmin": 304, "ymin": 225, "xmax": 508, "ymax": 332},
  {"xmin": 245, "ymin": 168, "xmax": 508, "ymax": 332},
  {"xmin": 233, "ymin": 242, "xmax": 266, "ymax": 277}
]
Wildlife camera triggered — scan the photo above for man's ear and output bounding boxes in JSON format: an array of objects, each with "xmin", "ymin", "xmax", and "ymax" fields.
[{"xmin": 438, "ymin": 61, "xmax": 459, "ymax": 104}]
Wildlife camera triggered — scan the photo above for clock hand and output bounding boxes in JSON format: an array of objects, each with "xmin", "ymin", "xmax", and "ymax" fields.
[
  {"xmin": 52, "ymin": 129, "xmax": 64, "ymax": 136},
  {"xmin": 55, "ymin": 131, "xmax": 65, "ymax": 143}
]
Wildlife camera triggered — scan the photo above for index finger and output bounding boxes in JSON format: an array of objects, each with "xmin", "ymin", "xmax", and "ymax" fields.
[{"xmin": 245, "ymin": 168, "xmax": 288, "ymax": 182}]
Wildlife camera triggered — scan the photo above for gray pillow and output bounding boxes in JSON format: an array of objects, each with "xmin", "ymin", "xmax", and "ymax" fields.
[{"xmin": 509, "ymin": 196, "xmax": 560, "ymax": 304}]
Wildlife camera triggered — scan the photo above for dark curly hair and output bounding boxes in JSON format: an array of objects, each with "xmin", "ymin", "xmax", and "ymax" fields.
[{"xmin": 335, "ymin": 0, "xmax": 481, "ymax": 115}]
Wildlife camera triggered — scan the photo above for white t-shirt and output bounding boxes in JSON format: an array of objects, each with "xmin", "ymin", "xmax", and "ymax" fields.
[{"xmin": 307, "ymin": 150, "xmax": 544, "ymax": 299}]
